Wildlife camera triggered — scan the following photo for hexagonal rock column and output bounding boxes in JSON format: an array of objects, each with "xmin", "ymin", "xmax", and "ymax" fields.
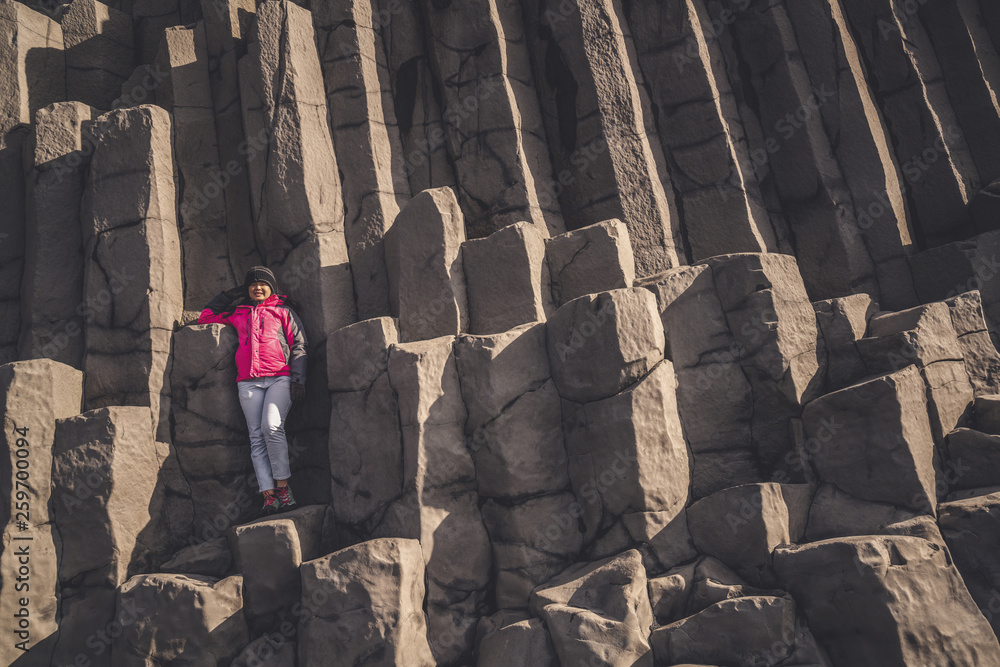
[
  {"xmin": 298, "ymin": 538, "xmax": 434, "ymax": 667},
  {"xmin": 314, "ymin": 0, "xmax": 411, "ymax": 320},
  {"xmin": 945, "ymin": 291, "xmax": 1000, "ymax": 395},
  {"xmin": 624, "ymin": 0, "xmax": 776, "ymax": 262},
  {"xmin": 545, "ymin": 219, "xmax": 636, "ymax": 308},
  {"xmin": 389, "ymin": 187, "xmax": 468, "ymax": 343},
  {"xmin": 19, "ymin": 102, "xmax": 100, "ymax": 368},
  {"xmin": 455, "ymin": 323, "xmax": 578, "ymax": 607},
  {"xmin": 813, "ymin": 293, "xmax": 877, "ymax": 392},
  {"xmin": 686, "ymin": 483, "xmax": 811, "ymax": 586},
  {"xmin": 0, "ymin": 127, "xmax": 27, "ymax": 365},
  {"xmin": 801, "ymin": 366, "xmax": 937, "ymax": 514},
  {"xmin": 0, "ymin": 0, "xmax": 64, "ymax": 136},
  {"xmin": 419, "ymin": 0, "xmax": 564, "ymax": 239},
  {"xmin": 638, "ymin": 264, "xmax": 758, "ymax": 496},
  {"xmin": 704, "ymin": 253, "xmax": 822, "ymax": 479},
  {"xmin": 238, "ymin": 0, "xmax": 357, "ymax": 345},
  {"xmin": 841, "ymin": 0, "xmax": 979, "ymax": 247},
  {"xmin": 154, "ymin": 23, "xmax": 239, "ymax": 318},
  {"xmin": 547, "ymin": 288, "xmax": 689, "ymax": 547},
  {"xmin": 327, "ymin": 317, "xmax": 402, "ymax": 526},
  {"xmin": 529, "ymin": 550, "xmax": 654, "ymax": 667},
  {"xmin": 521, "ymin": 0, "xmax": 681, "ymax": 277},
  {"xmin": 774, "ymin": 534, "xmax": 1000, "ymax": 666},
  {"xmin": 938, "ymin": 492, "xmax": 1000, "ymax": 636},
  {"xmin": 170, "ymin": 324, "xmax": 256, "ymax": 538},
  {"xmin": 858, "ymin": 302, "xmax": 974, "ymax": 442},
  {"xmin": 228, "ymin": 506, "xmax": 325, "ymax": 636},
  {"xmin": 62, "ymin": 0, "xmax": 134, "ymax": 110},
  {"xmin": 112, "ymin": 574, "xmax": 249, "ymax": 666},
  {"xmin": 81, "ymin": 105, "xmax": 183, "ymax": 442},
  {"xmin": 375, "ymin": 335, "xmax": 491, "ymax": 665},
  {"xmin": 50, "ymin": 406, "xmax": 161, "ymax": 667},
  {"xmin": 0, "ymin": 360, "xmax": 82, "ymax": 666},
  {"xmin": 462, "ymin": 221, "xmax": 553, "ymax": 335}
]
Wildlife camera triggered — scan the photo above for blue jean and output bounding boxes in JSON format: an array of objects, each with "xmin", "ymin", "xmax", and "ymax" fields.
[{"xmin": 237, "ymin": 376, "xmax": 292, "ymax": 492}]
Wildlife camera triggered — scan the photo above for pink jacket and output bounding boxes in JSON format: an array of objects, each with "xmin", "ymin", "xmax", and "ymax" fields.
[{"xmin": 198, "ymin": 292, "xmax": 308, "ymax": 385}]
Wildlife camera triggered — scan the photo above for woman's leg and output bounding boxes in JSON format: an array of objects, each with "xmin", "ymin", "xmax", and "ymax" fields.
[
  {"xmin": 238, "ymin": 379, "xmax": 275, "ymax": 493},
  {"xmin": 261, "ymin": 376, "xmax": 293, "ymax": 485}
]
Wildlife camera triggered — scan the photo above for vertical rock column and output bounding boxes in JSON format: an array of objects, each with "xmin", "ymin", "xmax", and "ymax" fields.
[
  {"xmin": 82, "ymin": 105, "xmax": 183, "ymax": 442},
  {"xmin": 723, "ymin": 0, "xmax": 878, "ymax": 301},
  {"xmin": 0, "ymin": 360, "xmax": 82, "ymax": 666},
  {"xmin": 198, "ymin": 0, "xmax": 262, "ymax": 278},
  {"xmin": 523, "ymin": 0, "xmax": 682, "ymax": 275},
  {"xmin": 314, "ymin": 0, "xmax": 412, "ymax": 320},
  {"xmin": 372, "ymin": 0, "xmax": 455, "ymax": 196},
  {"xmin": 0, "ymin": 0, "xmax": 64, "ymax": 364},
  {"xmin": 783, "ymin": 0, "xmax": 918, "ymax": 309},
  {"xmin": 50, "ymin": 407, "xmax": 161, "ymax": 667},
  {"xmin": 155, "ymin": 23, "xmax": 239, "ymax": 318},
  {"xmin": 19, "ymin": 102, "xmax": 99, "ymax": 368},
  {"xmin": 375, "ymin": 336, "xmax": 493, "ymax": 665},
  {"xmin": 624, "ymin": 0, "xmax": 776, "ymax": 261},
  {"xmin": 238, "ymin": 0, "xmax": 357, "ymax": 344},
  {"xmin": 62, "ymin": 0, "xmax": 135, "ymax": 110},
  {"xmin": 420, "ymin": 0, "xmax": 565, "ymax": 239},
  {"xmin": 841, "ymin": 0, "xmax": 980, "ymax": 247}
]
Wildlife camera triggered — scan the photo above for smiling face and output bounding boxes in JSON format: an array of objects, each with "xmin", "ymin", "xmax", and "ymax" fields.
[{"xmin": 248, "ymin": 281, "xmax": 272, "ymax": 303}]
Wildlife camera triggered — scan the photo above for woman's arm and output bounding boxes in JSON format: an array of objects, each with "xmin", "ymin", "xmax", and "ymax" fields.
[
  {"xmin": 198, "ymin": 288, "xmax": 244, "ymax": 325},
  {"xmin": 281, "ymin": 307, "xmax": 308, "ymax": 386}
]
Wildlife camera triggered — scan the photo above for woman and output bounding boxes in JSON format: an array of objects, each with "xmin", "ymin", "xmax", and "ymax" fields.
[{"xmin": 199, "ymin": 266, "xmax": 307, "ymax": 515}]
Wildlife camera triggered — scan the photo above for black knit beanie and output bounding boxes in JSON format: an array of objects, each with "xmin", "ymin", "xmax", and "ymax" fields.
[{"xmin": 244, "ymin": 266, "xmax": 277, "ymax": 293}]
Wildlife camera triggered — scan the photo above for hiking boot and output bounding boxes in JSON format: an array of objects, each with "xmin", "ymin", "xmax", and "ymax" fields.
[
  {"xmin": 275, "ymin": 485, "xmax": 296, "ymax": 512},
  {"xmin": 260, "ymin": 492, "xmax": 280, "ymax": 516}
]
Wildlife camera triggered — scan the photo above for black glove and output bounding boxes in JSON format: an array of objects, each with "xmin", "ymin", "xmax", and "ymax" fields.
[
  {"xmin": 222, "ymin": 285, "xmax": 245, "ymax": 301},
  {"xmin": 291, "ymin": 383, "xmax": 306, "ymax": 402}
]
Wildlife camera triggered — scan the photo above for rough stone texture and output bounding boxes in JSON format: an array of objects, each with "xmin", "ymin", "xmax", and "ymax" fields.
[
  {"xmin": 298, "ymin": 538, "xmax": 434, "ymax": 667},
  {"xmin": 314, "ymin": 0, "xmax": 411, "ymax": 320},
  {"xmin": 687, "ymin": 483, "xmax": 810, "ymax": 586},
  {"xmin": 19, "ymin": 102, "xmax": 98, "ymax": 368},
  {"xmin": 82, "ymin": 105, "xmax": 182, "ymax": 442},
  {"xmin": 814, "ymin": 293, "xmax": 877, "ymax": 392},
  {"xmin": 477, "ymin": 616, "xmax": 557, "ymax": 667},
  {"xmin": 530, "ymin": 550, "xmax": 654, "ymax": 667},
  {"xmin": 802, "ymin": 366, "xmax": 938, "ymax": 513},
  {"xmin": 62, "ymin": 0, "xmax": 134, "ymax": 110},
  {"xmin": 0, "ymin": 127, "xmax": 27, "ymax": 365},
  {"xmin": 0, "ymin": 361, "xmax": 82, "ymax": 666},
  {"xmin": 775, "ymin": 534, "xmax": 1000, "ymax": 666},
  {"xmin": 111, "ymin": 574, "xmax": 249, "ymax": 667},
  {"xmin": 419, "ymin": 0, "xmax": 564, "ymax": 240},
  {"xmin": 0, "ymin": 0, "xmax": 64, "ymax": 136},
  {"xmin": 522, "ymin": 0, "xmax": 680, "ymax": 276},
  {"xmin": 805, "ymin": 484, "xmax": 913, "ymax": 542},
  {"xmin": 651, "ymin": 596, "xmax": 797, "ymax": 667},
  {"xmin": 938, "ymin": 492, "xmax": 1000, "ymax": 636},
  {"xmin": 545, "ymin": 219, "xmax": 636, "ymax": 308},
  {"xmin": 50, "ymin": 406, "xmax": 161, "ymax": 667},
  {"xmin": 946, "ymin": 291, "xmax": 1000, "ymax": 395},
  {"xmin": 391, "ymin": 187, "xmax": 468, "ymax": 342},
  {"xmin": 462, "ymin": 221, "xmax": 553, "ymax": 335}
]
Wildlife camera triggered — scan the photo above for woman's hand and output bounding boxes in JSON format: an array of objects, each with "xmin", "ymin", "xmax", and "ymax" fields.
[{"xmin": 291, "ymin": 383, "xmax": 306, "ymax": 402}]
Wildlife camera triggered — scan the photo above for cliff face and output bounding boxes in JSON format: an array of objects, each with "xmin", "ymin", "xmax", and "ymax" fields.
[{"xmin": 3, "ymin": 0, "xmax": 1000, "ymax": 664}]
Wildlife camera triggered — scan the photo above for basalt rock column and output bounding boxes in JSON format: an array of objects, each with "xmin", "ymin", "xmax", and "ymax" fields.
[
  {"xmin": 314, "ymin": 0, "xmax": 412, "ymax": 320},
  {"xmin": 420, "ymin": 0, "xmax": 565, "ymax": 239},
  {"xmin": 81, "ymin": 105, "xmax": 183, "ymax": 442},
  {"xmin": 0, "ymin": 127, "xmax": 26, "ymax": 366},
  {"xmin": 783, "ymin": 0, "xmax": 918, "ymax": 309},
  {"xmin": 0, "ymin": 0, "xmax": 64, "ymax": 136},
  {"xmin": 238, "ymin": 0, "xmax": 357, "ymax": 344},
  {"xmin": 0, "ymin": 360, "xmax": 82, "ymax": 666},
  {"xmin": 62, "ymin": 0, "xmax": 135, "ymax": 110},
  {"xmin": 19, "ymin": 102, "xmax": 99, "ymax": 368},
  {"xmin": 841, "ymin": 0, "xmax": 980, "ymax": 247},
  {"xmin": 723, "ymin": 0, "xmax": 878, "ymax": 301},
  {"xmin": 523, "ymin": 0, "xmax": 680, "ymax": 276}
]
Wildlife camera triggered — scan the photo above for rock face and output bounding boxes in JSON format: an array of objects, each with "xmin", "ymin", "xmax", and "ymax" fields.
[{"xmin": 5, "ymin": 0, "xmax": 1000, "ymax": 662}]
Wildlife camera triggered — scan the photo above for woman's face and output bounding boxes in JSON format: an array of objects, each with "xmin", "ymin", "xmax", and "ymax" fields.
[{"xmin": 248, "ymin": 281, "xmax": 272, "ymax": 303}]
